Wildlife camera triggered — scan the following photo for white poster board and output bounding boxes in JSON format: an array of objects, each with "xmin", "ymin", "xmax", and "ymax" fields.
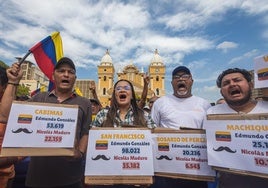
[
  {"xmin": 254, "ymin": 53, "xmax": 268, "ymax": 88},
  {"xmin": 152, "ymin": 128, "xmax": 215, "ymax": 181},
  {"xmin": 204, "ymin": 115, "xmax": 268, "ymax": 178},
  {"xmin": 85, "ymin": 128, "xmax": 153, "ymax": 185},
  {"xmin": 1, "ymin": 101, "xmax": 78, "ymax": 156}
]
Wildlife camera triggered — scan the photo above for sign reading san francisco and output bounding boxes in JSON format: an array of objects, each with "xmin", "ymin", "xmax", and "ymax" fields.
[{"xmin": 85, "ymin": 128, "xmax": 154, "ymax": 176}]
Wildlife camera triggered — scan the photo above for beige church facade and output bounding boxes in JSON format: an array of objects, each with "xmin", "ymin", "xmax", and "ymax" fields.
[{"xmin": 97, "ymin": 49, "xmax": 166, "ymax": 107}]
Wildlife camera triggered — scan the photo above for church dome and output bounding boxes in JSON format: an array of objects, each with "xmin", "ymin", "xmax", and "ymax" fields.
[
  {"xmin": 150, "ymin": 49, "xmax": 163, "ymax": 66},
  {"xmin": 100, "ymin": 49, "xmax": 113, "ymax": 65}
]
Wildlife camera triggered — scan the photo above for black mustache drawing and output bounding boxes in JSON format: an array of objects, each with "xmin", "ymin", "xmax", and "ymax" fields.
[
  {"xmin": 91, "ymin": 155, "xmax": 111, "ymax": 161},
  {"xmin": 213, "ymin": 146, "xmax": 236, "ymax": 153},
  {"xmin": 12, "ymin": 128, "xmax": 33, "ymax": 134},
  {"xmin": 156, "ymin": 155, "xmax": 173, "ymax": 160}
]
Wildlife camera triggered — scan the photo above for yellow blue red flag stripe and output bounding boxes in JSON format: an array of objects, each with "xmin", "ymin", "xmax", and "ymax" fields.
[{"xmin": 29, "ymin": 31, "xmax": 63, "ymax": 90}]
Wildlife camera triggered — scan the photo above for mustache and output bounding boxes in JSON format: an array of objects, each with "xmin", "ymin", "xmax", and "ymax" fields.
[
  {"xmin": 156, "ymin": 155, "xmax": 173, "ymax": 160},
  {"xmin": 213, "ymin": 146, "xmax": 236, "ymax": 153},
  {"xmin": 12, "ymin": 128, "xmax": 33, "ymax": 134},
  {"xmin": 91, "ymin": 155, "xmax": 111, "ymax": 161}
]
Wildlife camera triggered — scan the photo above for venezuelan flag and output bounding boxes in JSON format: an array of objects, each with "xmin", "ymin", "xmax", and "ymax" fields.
[
  {"xmin": 158, "ymin": 143, "xmax": 169, "ymax": 151},
  {"xmin": 95, "ymin": 140, "xmax": 108, "ymax": 150},
  {"xmin": 30, "ymin": 88, "xmax": 41, "ymax": 97},
  {"xmin": 30, "ymin": 86, "xmax": 46, "ymax": 97},
  {"xmin": 17, "ymin": 114, "xmax": 33, "ymax": 124},
  {"xmin": 30, "ymin": 32, "xmax": 63, "ymax": 90},
  {"xmin": 215, "ymin": 131, "xmax": 231, "ymax": 142}
]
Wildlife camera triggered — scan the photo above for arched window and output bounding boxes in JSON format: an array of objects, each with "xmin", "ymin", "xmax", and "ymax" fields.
[
  {"xmin": 156, "ymin": 88, "xmax": 159, "ymax": 95},
  {"xmin": 104, "ymin": 76, "xmax": 107, "ymax": 81},
  {"xmin": 156, "ymin": 76, "xmax": 159, "ymax": 81},
  {"xmin": 103, "ymin": 88, "xmax": 106, "ymax": 95}
]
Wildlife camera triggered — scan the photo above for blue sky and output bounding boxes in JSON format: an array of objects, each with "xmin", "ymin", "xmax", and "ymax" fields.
[{"xmin": 1, "ymin": 0, "xmax": 268, "ymax": 103}]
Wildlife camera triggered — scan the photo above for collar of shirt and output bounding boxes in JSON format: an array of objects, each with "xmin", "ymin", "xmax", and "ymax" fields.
[
  {"xmin": 115, "ymin": 106, "xmax": 134, "ymax": 127},
  {"xmin": 48, "ymin": 90, "xmax": 77, "ymax": 101}
]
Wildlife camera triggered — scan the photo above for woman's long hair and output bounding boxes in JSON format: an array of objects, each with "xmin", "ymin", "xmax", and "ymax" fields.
[{"xmin": 102, "ymin": 79, "xmax": 147, "ymax": 127}]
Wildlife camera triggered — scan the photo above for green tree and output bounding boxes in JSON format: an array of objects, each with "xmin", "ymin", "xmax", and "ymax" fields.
[
  {"xmin": 0, "ymin": 60, "xmax": 9, "ymax": 69},
  {"xmin": 16, "ymin": 84, "xmax": 30, "ymax": 97},
  {"xmin": 0, "ymin": 60, "xmax": 30, "ymax": 97}
]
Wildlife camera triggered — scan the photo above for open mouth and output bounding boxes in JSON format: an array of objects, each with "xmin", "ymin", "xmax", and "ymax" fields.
[
  {"xmin": 230, "ymin": 89, "xmax": 241, "ymax": 96},
  {"xmin": 176, "ymin": 83, "xmax": 188, "ymax": 95},
  {"xmin": 62, "ymin": 80, "xmax": 70, "ymax": 84},
  {"xmin": 177, "ymin": 83, "xmax": 186, "ymax": 89},
  {"xmin": 119, "ymin": 94, "xmax": 127, "ymax": 99}
]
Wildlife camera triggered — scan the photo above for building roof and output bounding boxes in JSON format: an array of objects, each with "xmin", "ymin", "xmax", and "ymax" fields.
[
  {"xmin": 100, "ymin": 49, "xmax": 113, "ymax": 65},
  {"xmin": 150, "ymin": 49, "xmax": 163, "ymax": 66}
]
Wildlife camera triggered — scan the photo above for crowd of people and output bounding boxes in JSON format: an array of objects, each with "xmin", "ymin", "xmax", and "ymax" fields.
[{"xmin": 0, "ymin": 57, "xmax": 267, "ymax": 188}]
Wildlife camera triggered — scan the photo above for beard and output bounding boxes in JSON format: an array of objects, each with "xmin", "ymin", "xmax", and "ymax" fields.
[
  {"xmin": 225, "ymin": 90, "xmax": 251, "ymax": 106},
  {"xmin": 177, "ymin": 90, "xmax": 188, "ymax": 96}
]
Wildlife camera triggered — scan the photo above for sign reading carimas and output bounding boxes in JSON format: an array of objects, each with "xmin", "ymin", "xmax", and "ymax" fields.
[
  {"xmin": 2, "ymin": 101, "xmax": 78, "ymax": 148},
  {"xmin": 204, "ymin": 118, "xmax": 268, "ymax": 175},
  {"xmin": 152, "ymin": 128, "xmax": 215, "ymax": 178},
  {"xmin": 85, "ymin": 128, "xmax": 154, "ymax": 176}
]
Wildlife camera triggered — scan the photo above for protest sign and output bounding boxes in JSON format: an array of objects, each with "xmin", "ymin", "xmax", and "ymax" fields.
[{"xmin": 1, "ymin": 101, "xmax": 78, "ymax": 156}]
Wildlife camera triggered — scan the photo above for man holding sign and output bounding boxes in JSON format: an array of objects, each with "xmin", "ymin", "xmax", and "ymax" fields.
[
  {"xmin": 25, "ymin": 57, "xmax": 92, "ymax": 188},
  {"xmin": 0, "ymin": 63, "xmax": 24, "ymax": 188},
  {"xmin": 207, "ymin": 68, "xmax": 268, "ymax": 188},
  {"xmin": 151, "ymin": 66, "xmax": 211, "ymax": 188}
]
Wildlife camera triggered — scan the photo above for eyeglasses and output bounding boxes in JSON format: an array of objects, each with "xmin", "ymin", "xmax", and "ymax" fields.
[
  {"xmin": 173, "ymin": 74, "xmax": 191, "ymax": 80},
  {"xmin": 115, "ymin": 85, "xmax": 131, "ymax": 91}
]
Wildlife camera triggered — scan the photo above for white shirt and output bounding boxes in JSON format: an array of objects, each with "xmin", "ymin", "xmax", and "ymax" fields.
[
  {"xmin": 207, "ymin": 100, "xmax": 268, "ymax": 114},
  {"xmin": 151, "ymin": 95, "xmax": 211, "ymax": 129},
  {"xmin": 206, "ymin": 100, "xmax": 268, "ymax": 188}
]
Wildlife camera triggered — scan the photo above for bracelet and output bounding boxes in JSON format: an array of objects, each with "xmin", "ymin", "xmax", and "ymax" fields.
[{"xmin": 8, "ymin": 82, "xmax": 19, "ymax": 86}]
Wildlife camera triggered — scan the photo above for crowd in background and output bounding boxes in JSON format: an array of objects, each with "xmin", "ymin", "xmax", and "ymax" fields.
[{"xmin": 0, "ymin": 57, "xmax": 268, "ymax": 188}]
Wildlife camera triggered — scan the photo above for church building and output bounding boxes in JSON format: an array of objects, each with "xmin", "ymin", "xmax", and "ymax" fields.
[{"xmin": 97, "ymin": 49, "xmax": 166, "ymax": 107}]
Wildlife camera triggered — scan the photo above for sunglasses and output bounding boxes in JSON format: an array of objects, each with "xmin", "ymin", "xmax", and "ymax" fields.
[
  {"xmin": 173, "ymin": 74, "xmax": 191, "ymax": 80},
  {"xmin": 115, "ymin": 85, "xmax": 131, "ymax": 91}
]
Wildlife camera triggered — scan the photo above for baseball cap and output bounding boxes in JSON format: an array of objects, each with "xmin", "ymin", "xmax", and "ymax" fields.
[
  {"xmin": 54, "ymin": 57, "xmax": 76, "ymax": 71},
  {"xmin": 172, "ymin": 66, "xmax": 191, "ymax": 76}
]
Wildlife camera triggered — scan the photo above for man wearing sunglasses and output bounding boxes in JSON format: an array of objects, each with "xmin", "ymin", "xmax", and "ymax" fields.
[
  {"xmin": 151, "ymin": 66, "xmax": 211, "ymax": 130},
  {"xmin": 151, "ymin": 65, "xmax": 211, "ymax": 188}
]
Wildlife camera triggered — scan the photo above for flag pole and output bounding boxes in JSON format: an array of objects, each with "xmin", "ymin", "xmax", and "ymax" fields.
[{"xmin": 18, "ymin": 50, "xmax": 31, "ymax": 66}]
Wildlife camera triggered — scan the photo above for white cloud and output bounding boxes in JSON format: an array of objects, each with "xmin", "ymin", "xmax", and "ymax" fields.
[
  {"xmin": 157, "ymin": 1, "xmax": 243, "ymax": 31},
  {"xmin": 216, "ymin": 41, "xmax": 238, "ymax": 53},
  {"xmin": 193, "ymin": 84, "xmax": 221, "ymax": 103},
  {"xmin": 0, "ymin": 0, "xmax": 268, "ymax": 102},
  {"xmin": 228, "ymin": 49, "xmax": 259, "ymax": 64},
  {"xmin": 241, "ymin": 0, "xmax": 268, "ymax": 15}
]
